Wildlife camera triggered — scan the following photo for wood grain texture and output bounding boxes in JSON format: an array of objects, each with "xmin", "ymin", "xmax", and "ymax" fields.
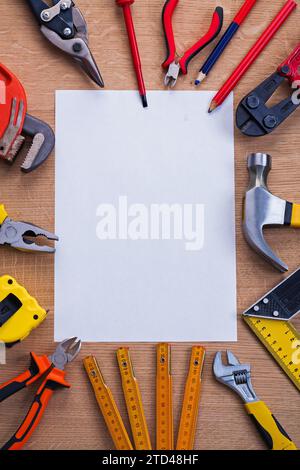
[{"xmin": 0, "ymin": 0, "xmax": 299, "ymax": 450}]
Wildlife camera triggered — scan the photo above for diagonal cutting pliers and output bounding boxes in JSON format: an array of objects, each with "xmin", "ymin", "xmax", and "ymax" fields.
[
  {"xmin": 0, "ymin": 204, "xmax": 58, "ymax": 253},
  {"xmin": 162, "ymin": 0, "xmax": 223, "ymax": 87},
  {"xmin": 213, "ymin": 351, "xmax": 298, "ymax": 450},
  {"xmin": 0, "ymin": 337, "xmax": 81, "ymax": 450},
  {"xmin": 26, "ymin": 0, "xmax": 104, "ymax": 87}
]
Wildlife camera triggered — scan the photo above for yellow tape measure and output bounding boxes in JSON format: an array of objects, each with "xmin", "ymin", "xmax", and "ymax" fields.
[
  {"xmin": 156, "ymin": 343, "xmax": 173, "ymax": 450},
  {"xmin": 117, "ymin": 347, "xmax": 152, "ymax": 450},
  {"xmin": 176, "ymin": 346, "xmax": 205, "ymax": 450},
  {"xmin": 244, "ymin": 316, "xmax": 300, "ymax": 391},
  {"xmin": 83, "ymin": 355, "xmax": 133, "ymax": 450}
]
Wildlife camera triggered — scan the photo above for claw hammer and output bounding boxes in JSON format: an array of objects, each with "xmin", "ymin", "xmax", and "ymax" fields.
[{"xmin": 243, "ymin": 153, "xmax": 300, "ymax": 272}]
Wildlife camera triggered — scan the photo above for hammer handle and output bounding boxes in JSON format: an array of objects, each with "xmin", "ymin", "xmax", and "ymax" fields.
[
  {"xmin": 289, "ymin": 203, "xmax": 300, "ymax": 228},
  {"xmin": 245, "ymin": 401, "xmax": 297, "ymax": 450}
]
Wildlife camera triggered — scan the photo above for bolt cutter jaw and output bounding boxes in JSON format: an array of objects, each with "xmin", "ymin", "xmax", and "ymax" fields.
[{"xmin": 49, "ymin": 337, "xmax": 81, "ymax": 370}]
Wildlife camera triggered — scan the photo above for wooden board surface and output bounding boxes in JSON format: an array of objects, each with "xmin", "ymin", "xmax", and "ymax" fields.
[{"xmin": 0, "ymin": 0, "xmax": 300, "ymax": 450}]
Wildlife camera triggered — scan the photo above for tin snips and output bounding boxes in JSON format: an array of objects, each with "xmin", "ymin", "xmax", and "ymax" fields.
[
  {"xmin": 26, "ymin": 0, "xmax": 104, "ymax": 87},
  {"xmin": 0, "ymin": 62, "xmax": 55, "ymax": 173}
]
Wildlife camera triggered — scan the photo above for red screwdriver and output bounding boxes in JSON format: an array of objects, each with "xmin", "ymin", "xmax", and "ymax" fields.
[{"xmin": 116, "ymin": 0, "xmax": 148, "ymax": 108}]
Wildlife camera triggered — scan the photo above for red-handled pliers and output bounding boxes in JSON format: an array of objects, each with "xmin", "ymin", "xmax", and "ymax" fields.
[
  {"xmin": 0, "ymin": 337, "xmax": 81, "ymax": 450},
  {"xmin": 162, "ymin": 0, "xmax": 223, "ymax": 87}
]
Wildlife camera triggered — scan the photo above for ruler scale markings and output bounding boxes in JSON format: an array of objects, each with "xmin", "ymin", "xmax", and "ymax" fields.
[
  {"xmin": 156, "ymin": 343, "xmax": 173, "ymax": 450},
  {"xmin": 83, "ymin": 356, "xmax": 133, "ymax": 450},
  {"xmin": 117, "ymin": 347, "xmax": 152, "ymax": 450},
  {"xmin": 176, "ymin": 346, "xmax": 205, "ymax": 450}
]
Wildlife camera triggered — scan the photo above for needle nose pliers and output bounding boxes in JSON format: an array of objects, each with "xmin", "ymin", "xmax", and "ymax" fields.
[
  {"xmin": 0, "ymin": 204, "xmax": 58, "ymax": 253},
  {"xmin": 162, "ymin": 0, "xmax": 223, "ymax": 87},
  {"xmin": 0, "ymin": 337, "xmax": 81, "ymax": 450},
  {"xmin": 26, "ymin": 0, "xmax": 104, "ymax": 87}
]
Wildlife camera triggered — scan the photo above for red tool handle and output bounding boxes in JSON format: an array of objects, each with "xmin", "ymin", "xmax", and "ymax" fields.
[
  {"xmin": 1, "ymin": 368, "xmax": 70, "ymax": 451},
  {"xmin": 278, "ymin": 42, "xmax": 300, "ymax": 83},
  {"xmin": 0, "ymin": 63, "xmax": 27, "ymax": 139},
  {"xmin": 234, "ymin": 0, "xmax": 257, "ymax": 25},
  {"xmin": 0, "ymin": 353, "xmax": 51, "ymax": 403},
  {"xmin": 162, "ymin": 0, "xmax": 179, "ymax": 68},
  {"xmin": 179, "ymin": 7, "xmax": 223, "ymax": 75}
]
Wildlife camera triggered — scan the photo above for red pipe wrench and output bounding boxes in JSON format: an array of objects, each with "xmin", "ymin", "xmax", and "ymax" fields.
[
  {"xmin": 162, "ymin": 0, "xmax": 223, "ymax": 87},
  {"xmin": 0, "ymin": 63, "xmax": 54, "ymax": 172}
]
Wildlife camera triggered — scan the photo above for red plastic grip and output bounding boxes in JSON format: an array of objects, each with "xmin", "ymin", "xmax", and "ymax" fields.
[
  {"xmin": 162, "ymin": 0, "xmax": 179, "ymax": 68},
  {"xmin": 278, "ymin": 43, "xmax": 300, "ymax": 83}
]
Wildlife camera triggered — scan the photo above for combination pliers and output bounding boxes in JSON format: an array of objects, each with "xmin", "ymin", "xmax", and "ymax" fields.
[
  {"xmin": 0, "ymin": 204, "xmax": 58, "ymax": 253},
  {"xmin": 0, "ymin": 338, "xmax": 81, "ymax": 450},
  {"xmin": 26, "ymin": 0, "xmax": 104, "ymax": 87}
]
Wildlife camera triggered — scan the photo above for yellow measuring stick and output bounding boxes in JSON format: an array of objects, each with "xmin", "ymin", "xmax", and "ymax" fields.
[
  {"xmin": 244, "ymin": 317, "xmax": 300, "ymax": 392},
  {"xmin": 83, "ymin": 356, "xmax": 133, "ymax": 450},
  {"xmin": 156, "ymin": 343, "xmax": 173, "ymax": 450},
  {"xmin": 117, "ymin": 347, "xmax": 152, "ymax": 450},
  {"xmin": 176, "ymin": 346, "xmax": 205, "ymax": 450}
]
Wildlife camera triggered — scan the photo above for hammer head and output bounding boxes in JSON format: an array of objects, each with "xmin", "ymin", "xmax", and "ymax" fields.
[{"xmin": 243, "ymin": 153, "xmax": 288, "ymax": 272}]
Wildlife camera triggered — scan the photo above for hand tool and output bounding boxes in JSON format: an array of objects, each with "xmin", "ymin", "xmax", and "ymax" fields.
[
  {"xmin": 0, "ymin": 204, "xmax": 58, "ymax": 253},
  {"xmin": 83, "ymin": 355, "xmax": 133, "ymax": 450},
  {"xmin": 243, "ymin": 153, "xmax": 300, "ymax": 272},
  {"xmin": 243, "ymin": 268, "xmax": 300, "ymax": 392},
  {"xmin": 116, "ymin": 0, "xmax": 147, "ymax": 107},
  {"xmin": 162, "ymin": 1, "xmax": 223, "ymax": 88},
  {"xmin": 26, "ymin": 0, "xmax": 104, "ymax": 87},
  {"xmin": 0, "ymin": 337, "xmax": 81, "ymax": 450},
  {"xmin": 117, "ymin": 347, "xmax": 151, "ymax": 450},
  {"xmin": 213, "ymin": 351, "xmax": 297, "ymax": 450},
  {"xmin": 208, "ymin": 0, "xmax": 297, "ymax": 113},
  {"xmin": 176, "ymin": 346, "xmax": 205, "ymax": 450},
  {"xmin": 0, "ymin": 62, "xmax": 55, "ymax": 173},
  {"xmin": 236, "ymin": 42, "xmax": 300, "ymax": 136},
  {"xmin": 0, "ymin": 275, "xmax": 47, "ymax": 347},
  {"xmin": 156, "ymin": 343, "xmax": 173, "ymax": 450},
  {"xmin": 195, "ymin": 0, "xmax": 257, "ymax": 86}
]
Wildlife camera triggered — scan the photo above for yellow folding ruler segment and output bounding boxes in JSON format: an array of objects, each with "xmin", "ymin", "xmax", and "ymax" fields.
[
  {"xmin": 244, "ymin": 317, "xmax": 300, "ymax": 391},
  {"xmin": 83, "ymin": 355, "xmax": 133, "ymax": 450},
  {"xmin": 156, "ymin": 343, "xmax": 173, "ymax": 450},
  {"xmin": 117, "ymin": 347, "xmax": 152, "ymax": 450},
  {"xmin": 176, "ymin": 346, "xmax": 205, "ymax": 450}
]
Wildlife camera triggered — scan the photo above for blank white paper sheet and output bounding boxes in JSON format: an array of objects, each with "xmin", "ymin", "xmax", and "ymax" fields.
[{"xmin": 55, "ymin": 90, "xmax": 236, "ymax": 342}]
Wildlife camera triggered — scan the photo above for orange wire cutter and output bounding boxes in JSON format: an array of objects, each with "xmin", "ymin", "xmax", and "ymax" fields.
[
  {"xmin": 0, "ymin": 337, "xmax": 81, "ymax": 450},
  {"xmin": 0, "ymin": 62, "xmax": 55, "ymax": 173},
  {"xmin": 162, "ymin": 0, "xmax": 223, "ymax": 87}
]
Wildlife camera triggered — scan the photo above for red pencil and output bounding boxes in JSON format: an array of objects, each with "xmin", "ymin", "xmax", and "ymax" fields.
[
  {"xmin": 208, "ymin": 0, "xmax": 297, "ymax": 113},
  {"xmin": 116, "ymin": 0, "xmax": 148, "ymax": 108}
]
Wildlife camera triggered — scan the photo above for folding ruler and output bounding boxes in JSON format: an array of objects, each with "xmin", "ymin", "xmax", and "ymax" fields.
[
  {"xmin": 176, "ymin": 346, "xmax": 205, "ymax": 450},
  {"xmin": 117, "ymin": 347, "xmax": 152, "ymax": 450},
  {"xmin": 156, "ymin": 343, "xmax": 173, "ymax": 450},
  {"xmin": 243, "ymin": 268, "xmax": 300, "ymax": 392},
  {"xmin": 83, "ymin": 355, "xmax": 133, "ymax": 450}
]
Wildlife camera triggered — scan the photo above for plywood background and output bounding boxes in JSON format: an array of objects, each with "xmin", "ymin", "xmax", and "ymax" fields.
[{"xmin": 0, "ymin": 0, "xmax": 299, "ymax": 450}]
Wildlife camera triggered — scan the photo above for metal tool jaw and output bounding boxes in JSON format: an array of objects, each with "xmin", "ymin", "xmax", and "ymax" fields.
[
  {"xmin": 49, "ymin": 337, "xmax": 81, "ymax": 370},
  {"xmin": 27, "ymin": 1, "xmax": 104, "ymax": 87},
  {"xmin": 213, "ymin": 351, "xmax": 258, "ymax": 404},
  {"xmin": 242, "ymin": 153, "xmax": 300, "ymax": 272},
  {"xmin": 236, "ymin": 43, "xmax": 300, "ymax": 136},
  {"xmin": 0, "ymin": 63, "xmax": 54, "ymax": 173},
  {"xmin": 0, "ymin": 218, "xmax": 58, "ymax": 253},
  {"xmin": 164, "ymin": 62, "xmax": 180, "ymax": 87}
]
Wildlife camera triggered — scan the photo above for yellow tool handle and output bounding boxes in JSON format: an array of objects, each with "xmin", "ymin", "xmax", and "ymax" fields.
[
  {"xmin": 291, "ymin": 204, "xmax": 300, "ymax": 228},
  {"xmin": 117, "ymin": 347, "xmax": 152, "ymax": 450},
  {"xmin": 0, "ymin": 204, "xmax": 8, "ymax": 225},
  {"xmin": 245, "ymin": 401, "xmax": 297, "ymax": 450},
  {"xmin": 176, "ymin": 346, "xmax": 205, "ymax": 450},
  {"xmin": 156, "ymin": 343, "xmax": 173, "ymax": 450},
  {"xmin": 83, "ymin": 356, "xmax": 133, "ymax": 450}
]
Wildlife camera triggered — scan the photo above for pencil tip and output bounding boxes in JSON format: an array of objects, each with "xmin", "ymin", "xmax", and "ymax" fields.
[
  {"xmin": 141, "ymin": 95, "xmax": 148, "ymax": 108},
  {"xmin": 194, "ymin": 80, "xmax": 200, "ymax": 86},
  {"xmin": 195, "ymin": 72, "xmax": 206, "ymax": 86},
  {"xmin": 208, "ymin": 100, "xmax": 217, "ymax": 114}
]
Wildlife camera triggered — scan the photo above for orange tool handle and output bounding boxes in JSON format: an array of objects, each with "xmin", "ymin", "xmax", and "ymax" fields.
[
  {"xmin": 1, "ymin": 368, "xmax": 70, "ymax": 450},
  {"xmin": 0, "ymin": 353, "xmax": 51, "ymax": 403}
]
